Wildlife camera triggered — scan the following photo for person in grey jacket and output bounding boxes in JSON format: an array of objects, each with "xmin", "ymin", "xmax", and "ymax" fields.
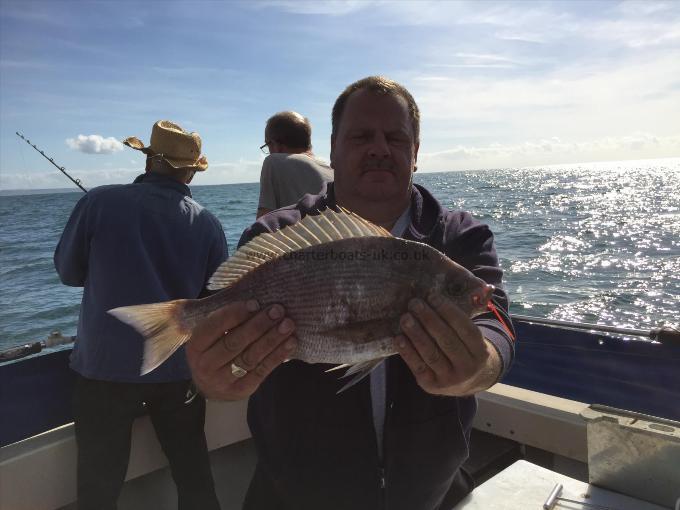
[{"xmin": 257, "ymin": 111, "xmax": 333, "ymax": 218}]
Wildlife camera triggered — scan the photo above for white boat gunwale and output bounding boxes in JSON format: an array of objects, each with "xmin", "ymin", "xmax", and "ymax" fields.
[{"xmin": 0, "ymin": 384, "xmax": 587, "ymax": 510}]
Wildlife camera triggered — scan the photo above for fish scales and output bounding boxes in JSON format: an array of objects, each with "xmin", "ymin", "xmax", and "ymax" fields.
[
  {"xmin": 108, "ymin": 208, "xmax": 493, "ymax": 377},
  {"xmin": 190, "ymin": 237, "xmax": 470, "ymax": 364}
]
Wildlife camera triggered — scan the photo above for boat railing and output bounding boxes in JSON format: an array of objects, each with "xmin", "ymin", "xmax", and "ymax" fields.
[
  {"xmin": 2, "ymin": 315, "xmax": 678, "ymax": 365},
  {"xmin": 512, "ymin": 315, "xmax": 680, "ymax": 345}
]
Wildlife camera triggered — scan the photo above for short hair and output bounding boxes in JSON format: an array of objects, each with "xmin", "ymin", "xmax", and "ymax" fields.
[
  {"xmin": 332, "ymin": 76, "xmax": 420, "ymax": 144},
  {"xmin": 146, "ymin": 155, "xmax": 194, "ymax": 182},
  {"xmin": 265, "ymin": 111, "xmax": 312, "ymax": 150}
]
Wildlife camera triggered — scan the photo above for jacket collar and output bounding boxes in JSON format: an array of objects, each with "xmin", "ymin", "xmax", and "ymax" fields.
[
  {"xmin": 133, "ymin": 172, "xmax": 192, "ymax": 198},
  {"xmin": 317, "ymin": 182, "xmax": 444, "ymax": 243}
]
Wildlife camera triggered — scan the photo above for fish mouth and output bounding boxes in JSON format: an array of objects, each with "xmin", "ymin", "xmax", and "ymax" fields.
[{"xmin": 471, "ymin": 284, "xmax": 495, "ymax": 313}]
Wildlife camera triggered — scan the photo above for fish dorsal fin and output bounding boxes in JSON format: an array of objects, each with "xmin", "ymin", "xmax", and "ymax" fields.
[{"xmin": 207, "ymin": 208, "xmax": 392, "ymax": 290}]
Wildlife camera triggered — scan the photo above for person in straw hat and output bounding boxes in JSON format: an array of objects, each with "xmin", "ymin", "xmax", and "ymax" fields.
[{"xmin": 55, "ymin": 120, "xmax": 226, "ymax": 510}]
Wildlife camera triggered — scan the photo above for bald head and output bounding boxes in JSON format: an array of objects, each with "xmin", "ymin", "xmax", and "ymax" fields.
[{"xmin": 265, "ymin": 111, "xmax": 312, "ymax": 153}]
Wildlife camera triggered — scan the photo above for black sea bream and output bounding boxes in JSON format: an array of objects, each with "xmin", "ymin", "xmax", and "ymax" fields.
[{"xmin": 110, "ymin": 208, "xmax": 493, "ymax": 385}]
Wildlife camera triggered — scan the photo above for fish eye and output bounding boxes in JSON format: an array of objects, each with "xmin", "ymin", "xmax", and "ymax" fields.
[{"xmin": 446, "ymin": 281, "xmax": 465, "ymax": 296}]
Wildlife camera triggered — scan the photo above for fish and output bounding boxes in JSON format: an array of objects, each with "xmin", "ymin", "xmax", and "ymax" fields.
[{"xmin": 109, "ymin": 208, "xmax": 494, "ymax": 390}]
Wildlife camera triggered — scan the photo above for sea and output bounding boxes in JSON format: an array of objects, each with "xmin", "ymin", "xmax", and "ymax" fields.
[{"xmin": 1, "ymin": 160, "xmax": 679, "ymax": 354}]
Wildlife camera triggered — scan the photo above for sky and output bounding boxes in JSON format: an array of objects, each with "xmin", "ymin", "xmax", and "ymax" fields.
[{"xmin": 0, "ymin": 0, "xmax": 679, "ymax": 190}]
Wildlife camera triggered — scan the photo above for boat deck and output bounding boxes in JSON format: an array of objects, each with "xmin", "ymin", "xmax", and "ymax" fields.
[{"xmin": 58, "ymin": 439, "xmax": 257, "ymax": 510}]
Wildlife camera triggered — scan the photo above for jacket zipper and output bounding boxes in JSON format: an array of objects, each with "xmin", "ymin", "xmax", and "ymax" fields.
[
  {"xmin": 379, "ymin": 399, "xmax": 395, "ymax": 507},
  {"xmin": 377, "ymin": 360, "xmax": 395, "ymax": 508}
]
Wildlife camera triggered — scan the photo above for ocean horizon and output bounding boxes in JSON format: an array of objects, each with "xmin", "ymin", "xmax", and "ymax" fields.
[
  {"xmin": 3, "ymin": 156, "xmax": 678, "ymax": 197},
  {"xmin": 1, "ymin": 161, "xmax": 678, "ymax": 353}
]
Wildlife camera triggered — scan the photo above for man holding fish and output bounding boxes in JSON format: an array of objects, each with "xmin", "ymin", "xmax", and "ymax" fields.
[
  {"xmin": 196, "ymin": 76, "xmax": 514, "ymax": 509},
  {"xmin": 113, "ymin": 77, "xmax": 515, "ymax": 509}
]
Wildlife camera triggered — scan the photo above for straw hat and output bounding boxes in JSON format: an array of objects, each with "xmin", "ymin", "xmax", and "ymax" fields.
[{"xmin": 123, "ymin": 120, "xmax": 208, "ymax": 171}]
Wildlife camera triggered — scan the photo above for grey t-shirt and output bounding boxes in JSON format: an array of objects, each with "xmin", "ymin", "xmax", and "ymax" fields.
[{"xmin": 258, "ymin": 153, "xmax": 333, "ymax": 211}]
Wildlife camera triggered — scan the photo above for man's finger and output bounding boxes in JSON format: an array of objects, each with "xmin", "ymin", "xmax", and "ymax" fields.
[
  {"xmin": 233, "ymin": 335, "xmax": 298, "ymax": 391},
  {"xmin": 406, "ymin": 298, "xmax": 472, "ymax": 360},
  {"xmin": 195, "ymin": 305, "xmax": 290, "ymax": 374},
  {"xmin": 395, "ymin": 334, "xmax": 435, "ymax": 388},
  {"xmin": 233, "ymin": 317, "xmax": 296, "ymax": 371},
  {"xmin": 187, "ymin": 299, "xmax": 260, "ymax": 354},
  {"xmin": 426, "ymin": 292, "xmax": 487, "ymax": 360},
  {"xmin": 399, "ymin": 311, "xmax": 453, "ymax": 374}
]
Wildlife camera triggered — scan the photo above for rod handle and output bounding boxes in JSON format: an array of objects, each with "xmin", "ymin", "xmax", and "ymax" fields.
[
  {"xmin": 650, "ymin": 327, "xmax": 680, "ymax": 346},
  {"xmin": 0, "ymin": 342, "xmax": 42, "ymax": 362}
]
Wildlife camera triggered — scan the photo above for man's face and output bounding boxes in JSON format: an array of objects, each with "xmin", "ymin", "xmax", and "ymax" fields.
[{"xmin": 331, "ymin": 89, "xmax": 419, "ymax": 204}]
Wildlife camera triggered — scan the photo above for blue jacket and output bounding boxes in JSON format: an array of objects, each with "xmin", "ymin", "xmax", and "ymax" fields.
[
  {"xmin": 54, "ymin": 173, "xmax": 228, "ymax": 382},
  {"xmin": 238, "ymin": 182, "xmax": 515, "ymax": 510}
]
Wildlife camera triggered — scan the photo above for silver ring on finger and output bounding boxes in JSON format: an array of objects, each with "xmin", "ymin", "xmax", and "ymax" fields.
[{"xmin": 231, "ymin": 362, "xmax": 248, "ymax": 378}]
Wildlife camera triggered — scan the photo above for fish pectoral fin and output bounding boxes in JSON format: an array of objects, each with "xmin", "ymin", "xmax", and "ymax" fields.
[
  {"xmin": 322, "ymin": 317, "xmax": 398, "ymax": 343},
  {"xmin": 336, "ymin": 358, "xmax": 386, "ymax": 394},
  {"xmin": 325, "ymin": 363, "xmax": 350, "ymax": 373}
]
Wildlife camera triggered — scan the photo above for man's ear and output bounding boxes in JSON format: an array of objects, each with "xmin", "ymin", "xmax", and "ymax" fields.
[
  {"xmin": 330, "ymin": 136, "xmax": 336, "ymax": 167},
  {"xmin": 413, "ymin": 141, "xmax": 420, "ymax": 172}
]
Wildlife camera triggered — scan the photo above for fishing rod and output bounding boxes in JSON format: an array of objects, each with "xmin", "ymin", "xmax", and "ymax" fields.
[
  {"xmin": 15, "ymin": 131, "xmax": 88, "ymax": 193},
  {"xmin": 512, "ymin": 314, "xmax": 680, "ymax": 346},
  {"xmin": 0, "ymin": 331, "xmax": 75, "ymax": 363}
]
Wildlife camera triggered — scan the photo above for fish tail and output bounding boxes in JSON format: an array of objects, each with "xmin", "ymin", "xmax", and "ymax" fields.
[{"xmin": 108, "ymin": 299, "xmax": 191, "ymax": 375}]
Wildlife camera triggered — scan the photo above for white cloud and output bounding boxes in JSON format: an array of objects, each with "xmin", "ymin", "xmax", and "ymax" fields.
[
  {"xmin": 196, "ymin": 159, "xmax": 264, "ymax": 186},
  {"xmin": 429, "ymin": 53, "xmax": 521, "ymax": 69},
  {"xmin": 0, "ymin": 59, "xmax": 51, "ymax": 70},
  {"xmin": 0, "ymin": 159, "xmax": 268, "ymax": 191},
  {"xmin": 0, "ymin": 158, "xmax": 264, "ymax": 191},
  {"xmin": 257, "ymin": 0, "xmax": 371, "ymax": 16},
  {"xmin": 586, "ymin": 18, "xmax": 680, "ymax": 48},
  {"xmin": 66, "ymin": 135, "xmax": 124, "ymax": 154},
  {"xmin": 617, "ymin": 1, "xmax": 677, "ymax": 17},
  {"xmin": 3, "ymin": 142, "xmax": 677, "ymax": 191},
  {"xmin": 412, "ymin": 52, "xmax": 680, "ymax": 145},
  {"xmin": 0, "ymin": 167, "xmax": 140, "ymax": 191},
  {"xmin": 418, "ymin": 134, "xmax": 680, "ymax": 171}
]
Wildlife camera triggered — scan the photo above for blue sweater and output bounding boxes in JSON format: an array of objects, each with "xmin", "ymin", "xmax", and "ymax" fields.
[
  {"xmin": 238, "ymin": 182, "xmax": 515, "ymax": 510},
  {"xmin": 54, "ymin": 173, "xmax": 228, "ymax": 382}
]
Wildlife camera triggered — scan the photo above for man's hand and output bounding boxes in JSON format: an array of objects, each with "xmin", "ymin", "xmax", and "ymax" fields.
[
  {"xmin": 395, "ymin": 291, "xmax": 501, "ymax": 396},
  {"xmin": 185, "ymin": 300, "xmax": 297, "ymax": 400}
]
